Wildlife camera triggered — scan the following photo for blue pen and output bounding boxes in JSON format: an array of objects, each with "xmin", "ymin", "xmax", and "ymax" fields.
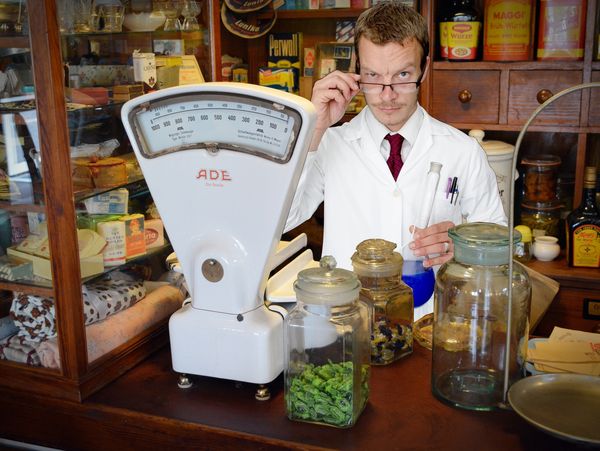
[
  {"xmin": 446, "ymin": 177, "xmax": 452, "ymax": 199},
  {"xmin": 449, "ymin": 177, "xmax": 457, "ymax": 203}
]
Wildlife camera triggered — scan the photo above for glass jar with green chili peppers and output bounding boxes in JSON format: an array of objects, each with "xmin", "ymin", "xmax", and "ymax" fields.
[
  {"xmin": 285, "ymin": 256, "xmax": 370, "ymax": 428},
  {"xmin": 351, "ymin": 239, "xmax": 414, "ymax": 364},
  {"xmin": 520, "ymin": 200, "xmax": 562, "ymax": 238}
]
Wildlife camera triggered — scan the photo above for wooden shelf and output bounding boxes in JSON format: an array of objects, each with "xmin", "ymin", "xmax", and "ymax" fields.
[
  {"xmin": 448, "ymin": 123, "xmax": 600, "ymax": 134},
  {"xmin": 526, "ymin": 254, "xmax": 600, "ymax": 287},
  {"xmin": 0, "ymin": 35, "xmax": 29, "ymax": 49},
  {"xmin": 265, "ymin": 8, "xmax": 365, "ymax": 19},
  {"xmin": 433, "ymin": 60, "xmax": 585, "ymax": 71},
  {"xmin": 0, "ymin": 280, "xmax": 53, "ymax": 297}
]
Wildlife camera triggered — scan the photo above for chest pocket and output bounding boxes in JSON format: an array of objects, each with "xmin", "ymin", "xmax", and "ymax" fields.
[{"xmin": 429, "ymin": 183, "xmax": 460, "ymax": 226}]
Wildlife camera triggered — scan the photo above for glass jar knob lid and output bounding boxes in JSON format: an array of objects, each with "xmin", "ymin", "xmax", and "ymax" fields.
[
  {"xmin": 294, "ymin": 256, "xmax": 361, "ymax": 306},
  {"xmin": 351, "ymin": 238, "xmax": 403, "ymax": 276}
]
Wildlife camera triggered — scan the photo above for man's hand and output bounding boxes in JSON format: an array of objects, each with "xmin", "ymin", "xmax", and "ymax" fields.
[
  {"xmin": 309, "ymin": 71, "xmax": 361, "ymax": 151},
  {"xmin": 409, "ymin": 221, "xmax": 455, "ymax": 268}
]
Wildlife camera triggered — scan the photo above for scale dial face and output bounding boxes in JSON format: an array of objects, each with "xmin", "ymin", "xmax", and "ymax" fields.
[{"xmin": 129, "ymin": 91, "xmax": 302, "ymax": 162}]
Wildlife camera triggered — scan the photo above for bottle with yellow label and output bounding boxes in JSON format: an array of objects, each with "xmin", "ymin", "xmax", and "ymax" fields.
[
  {"xmin": 438, "ymin": 1, "xmax": 458, "ymax": 59},
  {"xmin": 447, "ymin": 0, "xmax": 481, "ymax": 61},
  {"xmin": 483, "ymin": 0, "xmax": 534, "ymax": 61},
  {"xmin": 566, "ymin": 167, "xmax": 600, "ymax": 268}
]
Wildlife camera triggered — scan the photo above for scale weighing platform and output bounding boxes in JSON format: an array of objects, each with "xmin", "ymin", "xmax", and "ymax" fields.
[{"xmin": 121, "ymin": 83, "xmax": 316, "ymax": 393}]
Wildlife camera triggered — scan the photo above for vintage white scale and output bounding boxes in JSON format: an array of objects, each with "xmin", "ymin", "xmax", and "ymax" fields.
[{"xmin": 121, "ymin": 83, "xmax": 316, "ymax": 397}]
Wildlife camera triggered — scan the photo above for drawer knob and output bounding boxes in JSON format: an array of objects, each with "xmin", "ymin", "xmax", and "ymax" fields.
[
  {"xmin": 537, "ymin": 89, "xmax": 553, "ymax": 104},
  {"xmin": 458, "ymin": 89, "xmax": 472, "ymax": 104}
]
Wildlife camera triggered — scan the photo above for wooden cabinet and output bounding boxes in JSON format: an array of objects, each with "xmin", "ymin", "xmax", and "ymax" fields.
[
  {"xmin": 590, "ymin": 70, "xmax": 600, "ymax": 126},
  {"xmin": 422, "ymin": 0, "xmax": 600, "ymax": 329},
  {"xmin": 0, "ymin": 0, "xmax": 212, "ymax": 401},
  {"xmin": 431, "ymin": 69, "xmax": 500, "ymax": 123},
  {"xmin": 421, "ymin": 0, "xmax": 600, "ymax": 207},
  {"xmin": 507, "ymin": 70, "xmax": 583, "ymax": 126}
]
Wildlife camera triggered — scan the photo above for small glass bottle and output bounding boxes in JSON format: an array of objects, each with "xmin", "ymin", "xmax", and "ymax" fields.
[
  {"xmin": 285, "ymin": 256, "xmax": 370, "ymax": 428},
  {"xmin": 514, "ymin": 225, "xmax": 532, "ymax": 263},
  {"xmin": 432, "ymin": 223, "xmax": 531, "ymax": 411},
  {"xmin": 566, "ymin": 167, "xmax": 600, "ymax": 268},
  {"xmin": 351, "ymin": 239, "xmax": 414, "ymax": 365}
]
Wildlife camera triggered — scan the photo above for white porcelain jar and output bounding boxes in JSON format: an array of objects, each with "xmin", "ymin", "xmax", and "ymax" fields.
[
  {"xmin": 532, "ymin": 236, "xmax": 560, "ymax": 261},
  {"xmin": 469, "ymin": 129, "xmax": 517, "ymax": 216}
]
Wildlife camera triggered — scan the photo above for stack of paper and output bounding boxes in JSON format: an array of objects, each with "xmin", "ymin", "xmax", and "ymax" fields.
[{"xmin": 527, "ymin": 327, "xmax": 600, "ymax": 376}]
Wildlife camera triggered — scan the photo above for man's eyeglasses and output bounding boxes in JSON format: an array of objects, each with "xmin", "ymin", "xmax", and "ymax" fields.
[{"xmin": 358, "ymin": 74, "xmax": 423, "ymax": 94}]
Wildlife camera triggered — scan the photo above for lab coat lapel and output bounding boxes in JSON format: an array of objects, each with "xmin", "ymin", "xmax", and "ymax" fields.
[
  {"xmin": 399, "ymin": 107, "xmax": 433, "ymax": 180},
  {"xmin": 348, "ymin": 110, "xmax": 397, "ymax": 186}
]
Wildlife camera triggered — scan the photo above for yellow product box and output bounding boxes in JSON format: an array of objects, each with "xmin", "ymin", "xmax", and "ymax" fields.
[{"xmin": 258, "ymin": 67, "xmax": 295, "ymax": 92}]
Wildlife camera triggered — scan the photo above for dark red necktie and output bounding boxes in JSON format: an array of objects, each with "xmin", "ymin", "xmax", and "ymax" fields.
[{"xmin": 385, "ymin": 133, "xmax": 404, "ymax": 181}]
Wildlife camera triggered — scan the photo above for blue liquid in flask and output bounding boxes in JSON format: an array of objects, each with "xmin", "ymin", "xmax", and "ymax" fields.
[{"xmin": 402, "ymin": 260, "xmax": 435, "ymax": 307}]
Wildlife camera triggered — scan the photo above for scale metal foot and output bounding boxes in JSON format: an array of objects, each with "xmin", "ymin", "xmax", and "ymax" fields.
[
  {"xmin": 255, "ymin": 384, "xmax": 270, "ymax": 401},
  {"xmin": 177, "ymin": 373, "xmax": 193, "ymax": 389}
]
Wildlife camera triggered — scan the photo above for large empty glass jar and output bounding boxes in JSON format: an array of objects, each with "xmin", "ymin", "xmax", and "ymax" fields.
[
  {"xmin": 432, "ymin": 223, "xmax": 531, "ymax": 411},
  {"xmin": 285, "ymin": 256, "xmax": 370, "ymax": 428}
]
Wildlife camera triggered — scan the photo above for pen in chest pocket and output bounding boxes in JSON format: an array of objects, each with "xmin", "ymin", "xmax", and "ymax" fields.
[{"xmin": 450, "ymin": 177, "xmax": 459, "ymax": 204}]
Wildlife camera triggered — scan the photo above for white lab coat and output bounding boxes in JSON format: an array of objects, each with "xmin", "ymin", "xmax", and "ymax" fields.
[{"xmin": 285, "ymin": 105, "xmax": 506, "ymax": 317}]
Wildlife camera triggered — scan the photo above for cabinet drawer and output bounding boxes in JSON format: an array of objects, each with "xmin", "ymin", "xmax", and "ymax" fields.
[
  {"xmin": 431, "ymin": 70, "xmax": 500, "ymax": 124},
  {"xmin": 508, "ymin": 71, "xmax": 582, "ymax": 126},
  {"xmin": 588, "ymin": 71, "xmax": 600, "ymax": 127}
]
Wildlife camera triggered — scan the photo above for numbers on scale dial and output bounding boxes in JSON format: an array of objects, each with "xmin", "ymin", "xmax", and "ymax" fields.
[{"xmin": 138, "ymin": 97, "xmax": 296, "ymax": 158}]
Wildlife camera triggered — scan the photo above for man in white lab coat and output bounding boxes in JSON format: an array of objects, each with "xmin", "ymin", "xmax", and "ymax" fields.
[{"xmin": 285, "ymin": 1, "xmax": 506, "ymax": 317}]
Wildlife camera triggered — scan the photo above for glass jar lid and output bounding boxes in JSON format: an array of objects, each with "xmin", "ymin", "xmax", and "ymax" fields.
[
  {"xmin": 449, "ymin": 222, "xmax": 521, "ymax": 266},
  {"xmin": 521, "ymin": 154, "xmax": 561, "ymax": 170},
  {"xmin": 351, "ymin": 238, "xmax": 403, "ymax": 277},
  {"xmin": 294, "ymin": 255, "xmax": 361, "ymax": 306},
  {"xmin": 521, "ymin": 200, "xmax": 563, "ymax": 212}
]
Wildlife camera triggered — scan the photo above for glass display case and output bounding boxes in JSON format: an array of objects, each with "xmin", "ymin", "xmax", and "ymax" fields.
[{"xmin": 0, "ymin": 0, "xmax": 213, "ymax": 401}]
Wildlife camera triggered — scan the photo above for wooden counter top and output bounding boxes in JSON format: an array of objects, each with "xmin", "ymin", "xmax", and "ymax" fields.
[{"xmin": 0, "ymin": 343, "xmax": 580, "ymax": 450}]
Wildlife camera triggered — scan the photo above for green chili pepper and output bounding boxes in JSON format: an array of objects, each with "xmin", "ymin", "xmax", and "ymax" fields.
[{"xmin": 287, "ymin": 361, "xmax": 370, "ymax": 427}]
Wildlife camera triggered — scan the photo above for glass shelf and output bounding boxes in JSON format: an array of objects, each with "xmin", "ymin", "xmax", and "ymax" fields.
[
  {"xmin": 74, "ymin": 176, "xmax": 147, "ymax": 204},
  {"xmin": 81, "ymin": 242, "xmax": 172, "ymax": 284}
]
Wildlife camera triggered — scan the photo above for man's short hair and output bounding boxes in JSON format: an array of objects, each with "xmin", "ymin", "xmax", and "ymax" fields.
[{"xmin": 354, "ymin": 1, "xmax": 429, "ymax": 73}]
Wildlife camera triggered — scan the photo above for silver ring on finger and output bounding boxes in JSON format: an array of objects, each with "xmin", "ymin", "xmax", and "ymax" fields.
[{"xmin": 443, "ymin": 241, "xmax": 449, "ymax": 254}]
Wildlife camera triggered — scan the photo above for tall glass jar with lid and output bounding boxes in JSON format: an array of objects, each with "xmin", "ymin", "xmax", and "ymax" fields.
[
  {"xmin": 432, "ymin": 223, "xmax": 531, "ymax": 411},
  {"xmin": 351, "ymin": 239, "xmax": 414, "ymax": 365},
  {"xmin": 284, "ymin": 256, "xmax": 370, "ymax": 428}
]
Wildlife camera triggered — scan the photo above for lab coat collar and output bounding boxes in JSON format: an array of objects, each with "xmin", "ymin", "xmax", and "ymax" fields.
[
  {"xmin": 344, "ymin": 104, "xmax": 450, "ymax": 145},
  {"xmin": 343, "ymin": 105, "xmax": 452, "ymax": 184}
]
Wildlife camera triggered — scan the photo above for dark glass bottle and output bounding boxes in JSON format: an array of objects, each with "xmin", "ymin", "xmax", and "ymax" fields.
[
  {"xmin": 438, "ymin": 1, "xmax": 457, "ymax": 60},
  {"xmin": 446, "ymin": 0, "xmax": 481, "ymax": 61},
  {"xmin": 566, "ymin": 167, "xmax": 600, "ymax": 268}
]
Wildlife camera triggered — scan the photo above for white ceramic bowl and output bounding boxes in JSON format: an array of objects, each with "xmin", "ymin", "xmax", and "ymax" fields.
[
  {"xmin": 123, "ymin": 11, "xmax": 167, "ymax": 32},
  {"xmin": 532, "ymin": 236, "xmax": 561, "ymax": 262}
]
